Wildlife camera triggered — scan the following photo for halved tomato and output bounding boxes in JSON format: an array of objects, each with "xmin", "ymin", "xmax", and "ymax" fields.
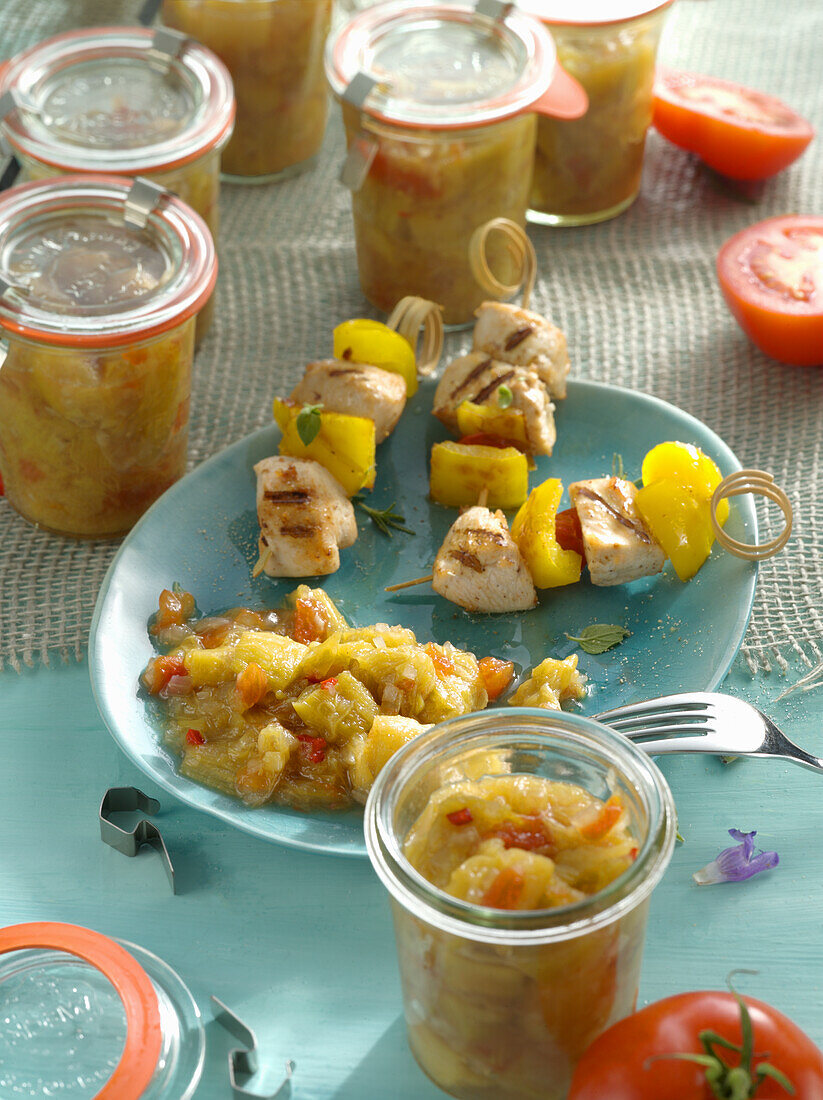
[
  {"xmin": 717, "ymin": 216, "xmax": 823, "ymax": 366},
  {"xmin": 654, "ymin": 70, "xmax": 814, "ymax": 180}
]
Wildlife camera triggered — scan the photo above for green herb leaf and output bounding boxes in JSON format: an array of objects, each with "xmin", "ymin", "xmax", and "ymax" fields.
[
  {"xmin": 612, "ymin": 452, "xmax": 625, "ymax": 478},
  {"xmin": 296, "ymin": 404, "xmax": 323, "ymax": 446},
  {"xmin": 497, "ymin": 384, "xmax": 513, "ymax": 409},
  {"xmin": 565, "ymin": 624, "xmax": 631, "ymax": 655},
  {"xmin": 354, "ymin": 496, "xmax": 415, "ymax": 538}
]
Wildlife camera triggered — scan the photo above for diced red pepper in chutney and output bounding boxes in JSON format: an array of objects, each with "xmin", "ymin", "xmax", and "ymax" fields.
[
  {"xmin": 142, "ymin": 654, "xmax": 187, "ymax": 695},
  {"xmin": 447, "ymin": 808, "xmax": 474, "ymax": 826},
  {"xmin": 186, "ymin": 728, "xmax": 205, "ymax": 745}
]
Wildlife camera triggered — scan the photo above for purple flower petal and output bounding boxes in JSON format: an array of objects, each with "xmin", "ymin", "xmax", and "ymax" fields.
[{"xmin": 693, "ymin": 828, "xmax": 779, "ymax": 886}]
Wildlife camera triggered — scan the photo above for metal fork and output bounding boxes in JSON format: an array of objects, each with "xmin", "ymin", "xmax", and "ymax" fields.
[{"xmin": 595, "ymin": 692, "xmax": 823, "ymax": 774}]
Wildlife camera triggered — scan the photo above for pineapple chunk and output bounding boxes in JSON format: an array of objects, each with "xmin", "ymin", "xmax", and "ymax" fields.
[
  {"xmin": 349, "ymin": 715, "xmax": 431, "ymax": 792},
  {"xmin": 257, "ymin": 721, "xmax": 297, "ymax": 780},
  {"xmin": 273, "ymin": 398, "xmax": 375, "ymax": 496},
  {"xmin": 455, "ymin": 401, "xmax": 530, "ymax": 448},
  {"xmin": 430, "ymin": 441, "xmax": 528, "ymax": 510},
  {"xmin": 508, "ymin": 655, "xmax": 587, "ymax": 710},
  {"xmin": 292, "ymin": 670, "xmax": 378, "ymax": 744}
]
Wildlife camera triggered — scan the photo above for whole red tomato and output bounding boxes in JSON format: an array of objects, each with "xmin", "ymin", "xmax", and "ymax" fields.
[{"xmin": 568, "ymin": 991, "xmax": 823, "ymax": 1100}]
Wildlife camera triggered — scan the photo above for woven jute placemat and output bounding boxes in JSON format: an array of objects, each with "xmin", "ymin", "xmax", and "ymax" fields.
[{"xmin": 1, "ymin": 0, "xmax": 822, "ymax": 678}]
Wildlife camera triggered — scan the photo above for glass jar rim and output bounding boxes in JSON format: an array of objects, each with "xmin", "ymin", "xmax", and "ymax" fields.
[
  {"xmin": 365, "ymin": 708, "xmax": 677, "ymax": 946},
  {"xmin": 0, "ymin": 175, "xmax": 216, "ymax": 348},
  {"xmin": 0, "ymin": 924, "xmax": 205, "ymax": 1100},
  {"xmin": 0, "ymin": 25, "xmax": 235, "ymax": 174},
  {"xmin": 520, "ymin": 0, "xmax": 673, "ymax": 28},
  {"xmin": 327, "ymin": 1, "xmax": 557, "ymax": 130}
]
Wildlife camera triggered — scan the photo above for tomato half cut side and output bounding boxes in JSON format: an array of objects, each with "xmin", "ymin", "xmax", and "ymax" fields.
[
  {"xmin": 717, "ymin": 215, "xmax": 823, "ymax": 366},
  {"xmin": 654, "ymin": 69, "xmax": 814, "ymax": 180}
]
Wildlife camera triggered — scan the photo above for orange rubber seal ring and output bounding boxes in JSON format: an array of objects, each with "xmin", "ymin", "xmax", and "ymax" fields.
[{"xmin": 0, "ymin": 922, "xmax": 162, "ymax": 1099}]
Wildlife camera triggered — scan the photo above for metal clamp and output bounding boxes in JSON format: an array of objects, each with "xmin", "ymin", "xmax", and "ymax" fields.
[
  {"xmin": 0, "ymin": 88, "xmax": 38, "ymax": 123},
  {"xmin": 148, "ymin": 26, "xmax": 189, "ymax": 72},
  {"xmin": 123, "ymin": 177, "xmax": 168, "ymax": 229},
  {"xmin": 99, "ymin": 787, "xmax": 175, "ymax": 894},
  {"xmin": 476, "ymin": 0, "xmax": 514, "ymax": 20},
  {"xmin": 212, "ymin": 996, "xmax": 294, "ymax": 1099},
  {"xmin": 339, "ymin": 73, "xmax": 380, "ymax": 191}
]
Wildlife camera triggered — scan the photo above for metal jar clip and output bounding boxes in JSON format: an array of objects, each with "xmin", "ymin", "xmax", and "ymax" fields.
[{"xmin": 212, "ymin": 996, "xmax": 295, "ymax": 1098}]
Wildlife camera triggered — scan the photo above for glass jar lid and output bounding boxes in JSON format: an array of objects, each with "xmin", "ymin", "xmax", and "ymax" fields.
[
  {"xmin": 0, "ymin": 176, "xmax": 216, "ymax": 347},
  {"xmin": 327, "ymin": 1, "xmax": 558, "ymax": 128},
  {"xmin": 520, "ymin": 0, "xmax": 673, "ymax": 26},
  {"xmin": 0, "ymin": 26, "xmax": 235, "ymax": 173},
  {"xmin": 0, "ymin": 923, "xmax": 205, "ymax": 1100}
]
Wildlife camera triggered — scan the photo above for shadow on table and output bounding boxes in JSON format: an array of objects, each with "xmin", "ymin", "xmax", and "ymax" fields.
[{"xmin": 331, "ymin": 1015, "xmax": 443, "ymax": 1099}]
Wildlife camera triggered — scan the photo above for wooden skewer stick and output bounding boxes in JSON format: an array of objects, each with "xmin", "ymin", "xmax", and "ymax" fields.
[
  {"xmin": 385, "ymin": 573, "xmax": 433, "ymax": 592},
  {"xmin": 385, "ymin": 492, "xmax": 489, "ymax": 593}
]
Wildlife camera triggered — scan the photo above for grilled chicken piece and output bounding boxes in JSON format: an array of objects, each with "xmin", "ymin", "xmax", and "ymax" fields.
[
  {"xmin": 253, "ymin": 457, "xmax": 357, "ymax": 577},
  {"xmin": 291, "ymin": 358, "xmax": 407, "ymax": 443},
  {"xmin": 432, "ymin": 352, "xmax": 557, "ymax": 456},
  {"xmin": 473, "ymin": 301, "xmax": 570, "ymax": 400},
  {"xmin": 568, "ymin": 476, "xmax": 666, "ymax": 587},
  {"xmin": 433, "ymin": 506, "xmax": 537, "ymax": 613}
]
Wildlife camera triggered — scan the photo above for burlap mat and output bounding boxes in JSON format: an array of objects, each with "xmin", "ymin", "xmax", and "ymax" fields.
[{"xmin": 1, "ymin": 0, "xmax": 822, "ymax": 677}]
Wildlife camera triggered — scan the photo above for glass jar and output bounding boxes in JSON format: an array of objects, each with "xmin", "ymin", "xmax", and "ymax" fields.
[
  {"xmin": 0, "ymin": 26, "xmax": 234, "ymax": 239},
  {"xmin": 365, "ymin": 708, "xmax": 676, "ymax": 1100},
  {"xmin": 326, "ymin": 2, "xmax": 588, "ymax": 327},
  {"xmin": 162, "ymin": 0, "xmax": 333, "ymax": 182},
  {"xmin": 0, "ymin": 922, "xmax": 204, "ymax": 1099},
  {"xmin": 0, "ymin": 176, "xmax": 216, "ymax": 539},
  {"xmin": 524, "ymin": 0, "xmax": 672, "ymax": 226}
]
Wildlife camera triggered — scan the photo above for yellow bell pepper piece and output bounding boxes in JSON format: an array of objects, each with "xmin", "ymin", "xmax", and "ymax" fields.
[
  {"xmin": 333, "ymin": 319, "xmax": 418, "ymax": 396},
  {"xmin": 635, "ymin": 476, "xmax": 715, "ymax": 581},
  {"xmin": 642, "ymin": 441, "xmax": 729, "ymax": 526},
  {"xmin": 511, "ymin": 479, "xmax": 582, "ymax": 588},
  {"xmin": 455, "ymin": 401, "xmax": 530, "ymax": 448},
  {"xmin": 430, "ymin": 441, "xmax": 528, "ymax": 510},
  {"xmin": 273, "ymin": 398, "xmax": 375, "ymax": 496}
]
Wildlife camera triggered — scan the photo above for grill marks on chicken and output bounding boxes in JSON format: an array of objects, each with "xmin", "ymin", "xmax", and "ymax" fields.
[
  {"xmin": 568, "ymin": 477, "xmax": 665, "ymax": 587},
  {"xmin": 253, "ymin": 457, "xmax": 357, "ymax": 578},
  {"xmin": 433, "ymin": 507, "xmax": 537, "ymax": 613},
  {"xmin": 432, "ymin": 352, "xmax": 557, "ymax": 456},
  {"xmin": 473, "ymin": 301, "xmax": 571, "ymax": 400},
  {"xmin": 290, "ymin": 358, "xmax": 407, "ymax": 443}
]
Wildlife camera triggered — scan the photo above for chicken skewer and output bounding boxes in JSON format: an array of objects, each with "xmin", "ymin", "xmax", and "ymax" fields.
[
  {"xmin": 253, "ymin": 456, "xmax": 357, "ymax": 578},
  {"xmin": 473, "ymin": 300, "xmax": 571, "ymax": 401},
  {"xmin": 432, "ymin": 351, "xmax": 557, "ymax": 456},
  {"xmin": 290, "ymin": 358, "xmax": 407, "ymax": 443}
]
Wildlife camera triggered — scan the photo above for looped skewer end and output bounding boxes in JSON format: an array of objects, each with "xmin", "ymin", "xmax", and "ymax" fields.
[
  {"xmin": 469, "ymin": 217, "xmax": 537, "ymax": 310},
  {"xmin": 386, "ymin": 296, "xmax": 444, "ymax": 376},
  {"xmin": 711, "ymin": 469, "xmax": 793, "ymax": 561}
]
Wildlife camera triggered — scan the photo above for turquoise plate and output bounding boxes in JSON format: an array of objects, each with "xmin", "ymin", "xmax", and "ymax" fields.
[{"xmin": 90, "ymin": 380, "xmax": 758, "ymax": 858}]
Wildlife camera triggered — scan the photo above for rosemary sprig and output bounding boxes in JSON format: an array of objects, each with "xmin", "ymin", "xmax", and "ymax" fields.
[{"xmin": 354, "ymin": 496, "xmax": 415, "ymax": 538}]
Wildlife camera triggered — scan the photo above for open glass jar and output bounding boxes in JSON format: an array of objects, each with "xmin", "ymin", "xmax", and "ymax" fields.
[
  {"xmin": 523, "ymin": 0, "xmax": 672, "ymax": 226},
  {"xmin": 365, "ymin": 708, "xmax": 676, "ymax": 1100},
  {"xmin": 162, "ymin": 0, "xmax": 333, "ymax": 182},
  {"xmin": 0, "ymin": 176, "xmax": 216, "ymax": 539},
  {"xmin": 326, "ymin": 2, "xmax": 588, "ymax": 326},
  {"xmin": 0, "ymin": 922, "xmax": 205, "ymax": 1099}
]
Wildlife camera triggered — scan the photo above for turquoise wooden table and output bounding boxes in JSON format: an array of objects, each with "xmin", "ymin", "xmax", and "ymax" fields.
[{"xmin": 1, "ymin": 653, "xmax": 821, "ymax": 1095}]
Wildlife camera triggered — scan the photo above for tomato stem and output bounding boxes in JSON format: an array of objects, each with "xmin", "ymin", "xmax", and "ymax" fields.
[{"xmin": 651, "ymin": 987, "xmax": 795, "ymax": 1098}]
